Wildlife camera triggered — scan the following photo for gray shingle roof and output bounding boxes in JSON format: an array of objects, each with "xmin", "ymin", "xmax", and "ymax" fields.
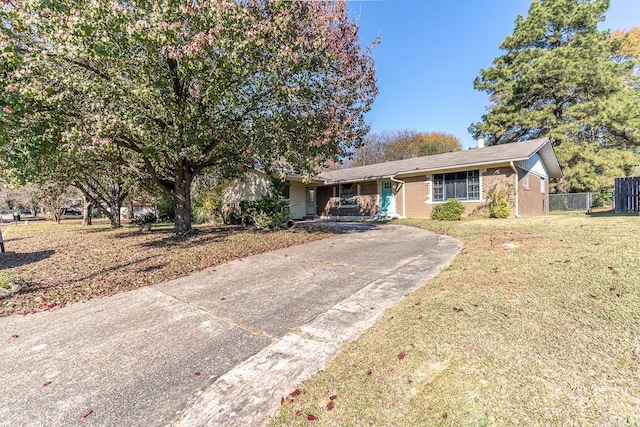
[{"xmin": 318, "ymin": 138, "xmax": 562, "ymax": 183}]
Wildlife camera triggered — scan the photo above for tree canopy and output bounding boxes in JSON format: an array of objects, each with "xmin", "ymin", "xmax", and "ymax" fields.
[
  {"xmin": 347, "ymin": 130, "xmax": 461, "ymax": 167},
  {"xmin": 0, "ymin": 0, "xmax": 377, "ymax": 234},
  {"xmin": 612, "ymin": 26, "xmax": 640, "ymax": 59},
  {"xmin": 470, "ymin": 0, "xmax": 640, "ymax": 192}
]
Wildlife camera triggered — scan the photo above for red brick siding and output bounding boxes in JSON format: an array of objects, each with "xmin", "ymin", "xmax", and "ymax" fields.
[
  {"xmin": 518, "ymin": 170, "xmax": 549, "ymax": 216},
  {"xmin": 411, "ymin": 167, "xmax": 516, "ymax": 218},
  {"xmin": 403, "ymin": 176, "xmax": 429, "ymax": 218},
  {"xmin": 480, "ymin": 167, "xmax": 516, "ymax": 217},
  {"xmin": 316, "ymin": 181, "xmax": 378, "ymax": 217}
]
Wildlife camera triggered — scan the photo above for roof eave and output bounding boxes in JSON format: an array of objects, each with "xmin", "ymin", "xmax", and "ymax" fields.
[
  {"xmin": 535, "ymin": 139, "xmax": 563, "ymax": 178},
  {"xmin": 321, "ymin": 175, "xmax": 391, "ymax": 185},
  {"xmin": 393, "ymin": 157, "xmax": 534, "ymax": 178}
]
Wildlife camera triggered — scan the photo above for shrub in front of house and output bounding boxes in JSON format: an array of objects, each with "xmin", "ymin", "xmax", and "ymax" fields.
[
  {"xmin": 486, "ymin": 184, "xmax": 512, "ymax": 218},
  {"xmin": 240, "ymin": 197, "xmax": 290, "ymax": 229},
  {"xmin": 431, "ymin": 199, "xmax": 465, "ymax": 221}
]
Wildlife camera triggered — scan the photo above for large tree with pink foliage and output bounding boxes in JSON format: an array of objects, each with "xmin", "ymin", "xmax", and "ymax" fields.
[{"xmin": 0, "ymin": 0, "xmax": 377, "ymax": 234}]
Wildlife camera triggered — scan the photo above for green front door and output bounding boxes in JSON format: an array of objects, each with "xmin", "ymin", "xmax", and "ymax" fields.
[{"xmin": 381, "ymin": 180, "xmax": 393, "ymax": 213}]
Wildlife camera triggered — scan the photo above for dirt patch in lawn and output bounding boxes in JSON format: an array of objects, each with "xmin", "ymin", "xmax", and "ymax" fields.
[{"xmin": 474, "ymin": 234, "xmax": 565, "ymax": 251}]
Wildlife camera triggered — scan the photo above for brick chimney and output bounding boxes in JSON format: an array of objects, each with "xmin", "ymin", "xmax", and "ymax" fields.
[{"xmin": 477, "ymin": 136, "xmax": 485, "ymax": 148}]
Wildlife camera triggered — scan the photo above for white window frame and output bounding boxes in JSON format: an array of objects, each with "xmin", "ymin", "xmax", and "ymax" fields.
[{"xmin": 432, "ymin": 170, "xmax": 481, "ymax": 202}]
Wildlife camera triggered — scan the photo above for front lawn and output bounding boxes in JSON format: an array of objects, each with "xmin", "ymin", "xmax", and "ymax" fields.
[
  {"xmin": 270, "ymin": 213, "xmax": 640, "ymax": 426},
  {"xmin": 0, "ymin": 218, "xmax": 334, "ymax": 316}
]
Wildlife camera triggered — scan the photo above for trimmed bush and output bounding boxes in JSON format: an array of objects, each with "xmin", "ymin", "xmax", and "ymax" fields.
[{"xmin": 431, "ymin": 199, "xmax": 465, "ymax": 221}]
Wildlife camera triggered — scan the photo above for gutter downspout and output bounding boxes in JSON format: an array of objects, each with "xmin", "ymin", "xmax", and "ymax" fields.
[
  {"xmin": 390, "ymin": 176, "xmax": 405, "ymax": 218},
  {"xmin": 509, "ymin": 161, "xmax": 520, "ymax": 218}
]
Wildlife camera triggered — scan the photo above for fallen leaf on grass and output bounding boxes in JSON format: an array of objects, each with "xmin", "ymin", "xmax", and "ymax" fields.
[
  {"xmin": 327, "ymin": 401, "xmax": 335, "ymax": 411},
  {"xmin": 307, "ymin": 414, "xmax": 318, "ymax": 421},
  {"xmin": 10, "ymin": 335, "xmax": 18, "ymax": 339},
  {"xmin": 281, "ymin": 397, "xmax": 294, "ymax": 406},
  {"xmin": 289, "ymin": 389, "xmax": 301, "ymax": 398},
  {"xmin": 398, "ymin": 351, "xmax": 406, "ymax": 360},
  {"xmin": 295, "ymin": 410, "xmax": 303, "ymax": 417},
  {"xmin": 607, "ymin": 266, "xmax": 619, "ymax": 275},
  {"xmin": 453, "ymin": 307, "xmax": 464, "ymax": 313},
  {"xmin": 329, "ymin": 395, "xmax": 337, "ymax": 401},
  {"xmin": 79, "ymin": 410, "xmax": 93, "ymax": 420},
  {"xmin": 42, "ymin": 381, "xmax": 52, "ymax": 387},
  {"xmin": 194, "ymin": 372, "xmax": 201, "ymax": 377},
  {"xmin": 589, "ymin": 294, "xmax": 598, "ymax": 299}
]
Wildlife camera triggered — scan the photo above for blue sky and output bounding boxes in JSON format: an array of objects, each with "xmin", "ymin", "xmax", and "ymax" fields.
[{"xmin": 347, "ymin": 0, "xmax": 639, "ymax": 149}]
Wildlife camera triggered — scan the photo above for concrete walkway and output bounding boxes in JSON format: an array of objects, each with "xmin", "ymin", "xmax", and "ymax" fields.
[{"xmin": 0, "ymin": 223, "xmax": 462, "ymax": 427}]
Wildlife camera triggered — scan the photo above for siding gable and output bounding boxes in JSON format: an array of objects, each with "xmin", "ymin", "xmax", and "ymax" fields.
[{"xmin": 516, "ymin": 154, "xmax": 550, "ymax": 179}]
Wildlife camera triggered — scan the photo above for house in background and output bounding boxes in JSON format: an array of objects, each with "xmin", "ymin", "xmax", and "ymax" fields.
[{"xmin": 226, "ymin": 137, "xmax": 563, "ymax": 220}]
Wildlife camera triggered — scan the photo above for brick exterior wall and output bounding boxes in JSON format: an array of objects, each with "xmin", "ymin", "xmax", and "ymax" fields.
[
  {"xmin": 400, "ymin": 167, "xmax": 517, "ymax": 218},
  {"xmin": 518, "ymin": 169, "xmax": 549, "ymax": 216},
  {"xmin": 316, "ymin": 185, "xmax": 335, "ymax": 217},
  {"xmin": 480, "ymin": 167, "xmax": 517, "ymax": 217},
  {"xmin": 403, "ymin": 175, "xmax": 428, "ymax": 218},
  {"xmin": 316, "ymin": 181, "xmax": 379, "ymax": 217},
  {"xmin": 313, "ymin": 165, "xmax": 549, "ymax": 219}
]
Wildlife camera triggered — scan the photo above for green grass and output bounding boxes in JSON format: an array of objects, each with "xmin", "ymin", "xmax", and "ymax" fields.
[
  {"xmin": 270, "ymin": 213, "xmax": 640, "ymax": 426},
  {"xmin": 0, "ymin": 272, "xmax": 15, "ymax": 289},
  {"xmin": 0, "ymin": 218, "xmax": 334, "ymax": 316}
]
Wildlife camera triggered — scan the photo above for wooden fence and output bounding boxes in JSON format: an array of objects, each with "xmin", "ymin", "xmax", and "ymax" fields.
[{"xmin": 615, "ymin": 177, "xmax": 640, "ymax": 214}]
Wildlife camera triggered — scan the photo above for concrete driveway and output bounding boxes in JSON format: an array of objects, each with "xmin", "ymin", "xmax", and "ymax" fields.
[{"xmin": 0, "ymin": 223, "xmax": 461, "ymax": 426}]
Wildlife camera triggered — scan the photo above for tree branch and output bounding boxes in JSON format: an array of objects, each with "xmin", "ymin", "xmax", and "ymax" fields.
[
  {"xmin": 142, "ymin": 157, "xmax": 174, "ymax": 194},
  {"xmin": 166, "ymin": 57, "xmax": 183, "ymax": 106},
  {"xmin": 53, "ymin": 55, "xmax": 112, "ymax": 81}
]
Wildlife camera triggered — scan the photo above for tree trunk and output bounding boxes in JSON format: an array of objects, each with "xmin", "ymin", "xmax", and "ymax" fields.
[
  {"xmin": 82, "ymin": 199, "xmax": 92, "ymax": 226},
  {"xmin": 172, "ymin": 169, "xmax": 194, "ymax": 235},
  {"xmin": 127, "ymin": 199, "xmax": 134, "ymax": 220},
  {"xmin": 106, "ymin": 201, "xmax": 122, "ymax": 228}
]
